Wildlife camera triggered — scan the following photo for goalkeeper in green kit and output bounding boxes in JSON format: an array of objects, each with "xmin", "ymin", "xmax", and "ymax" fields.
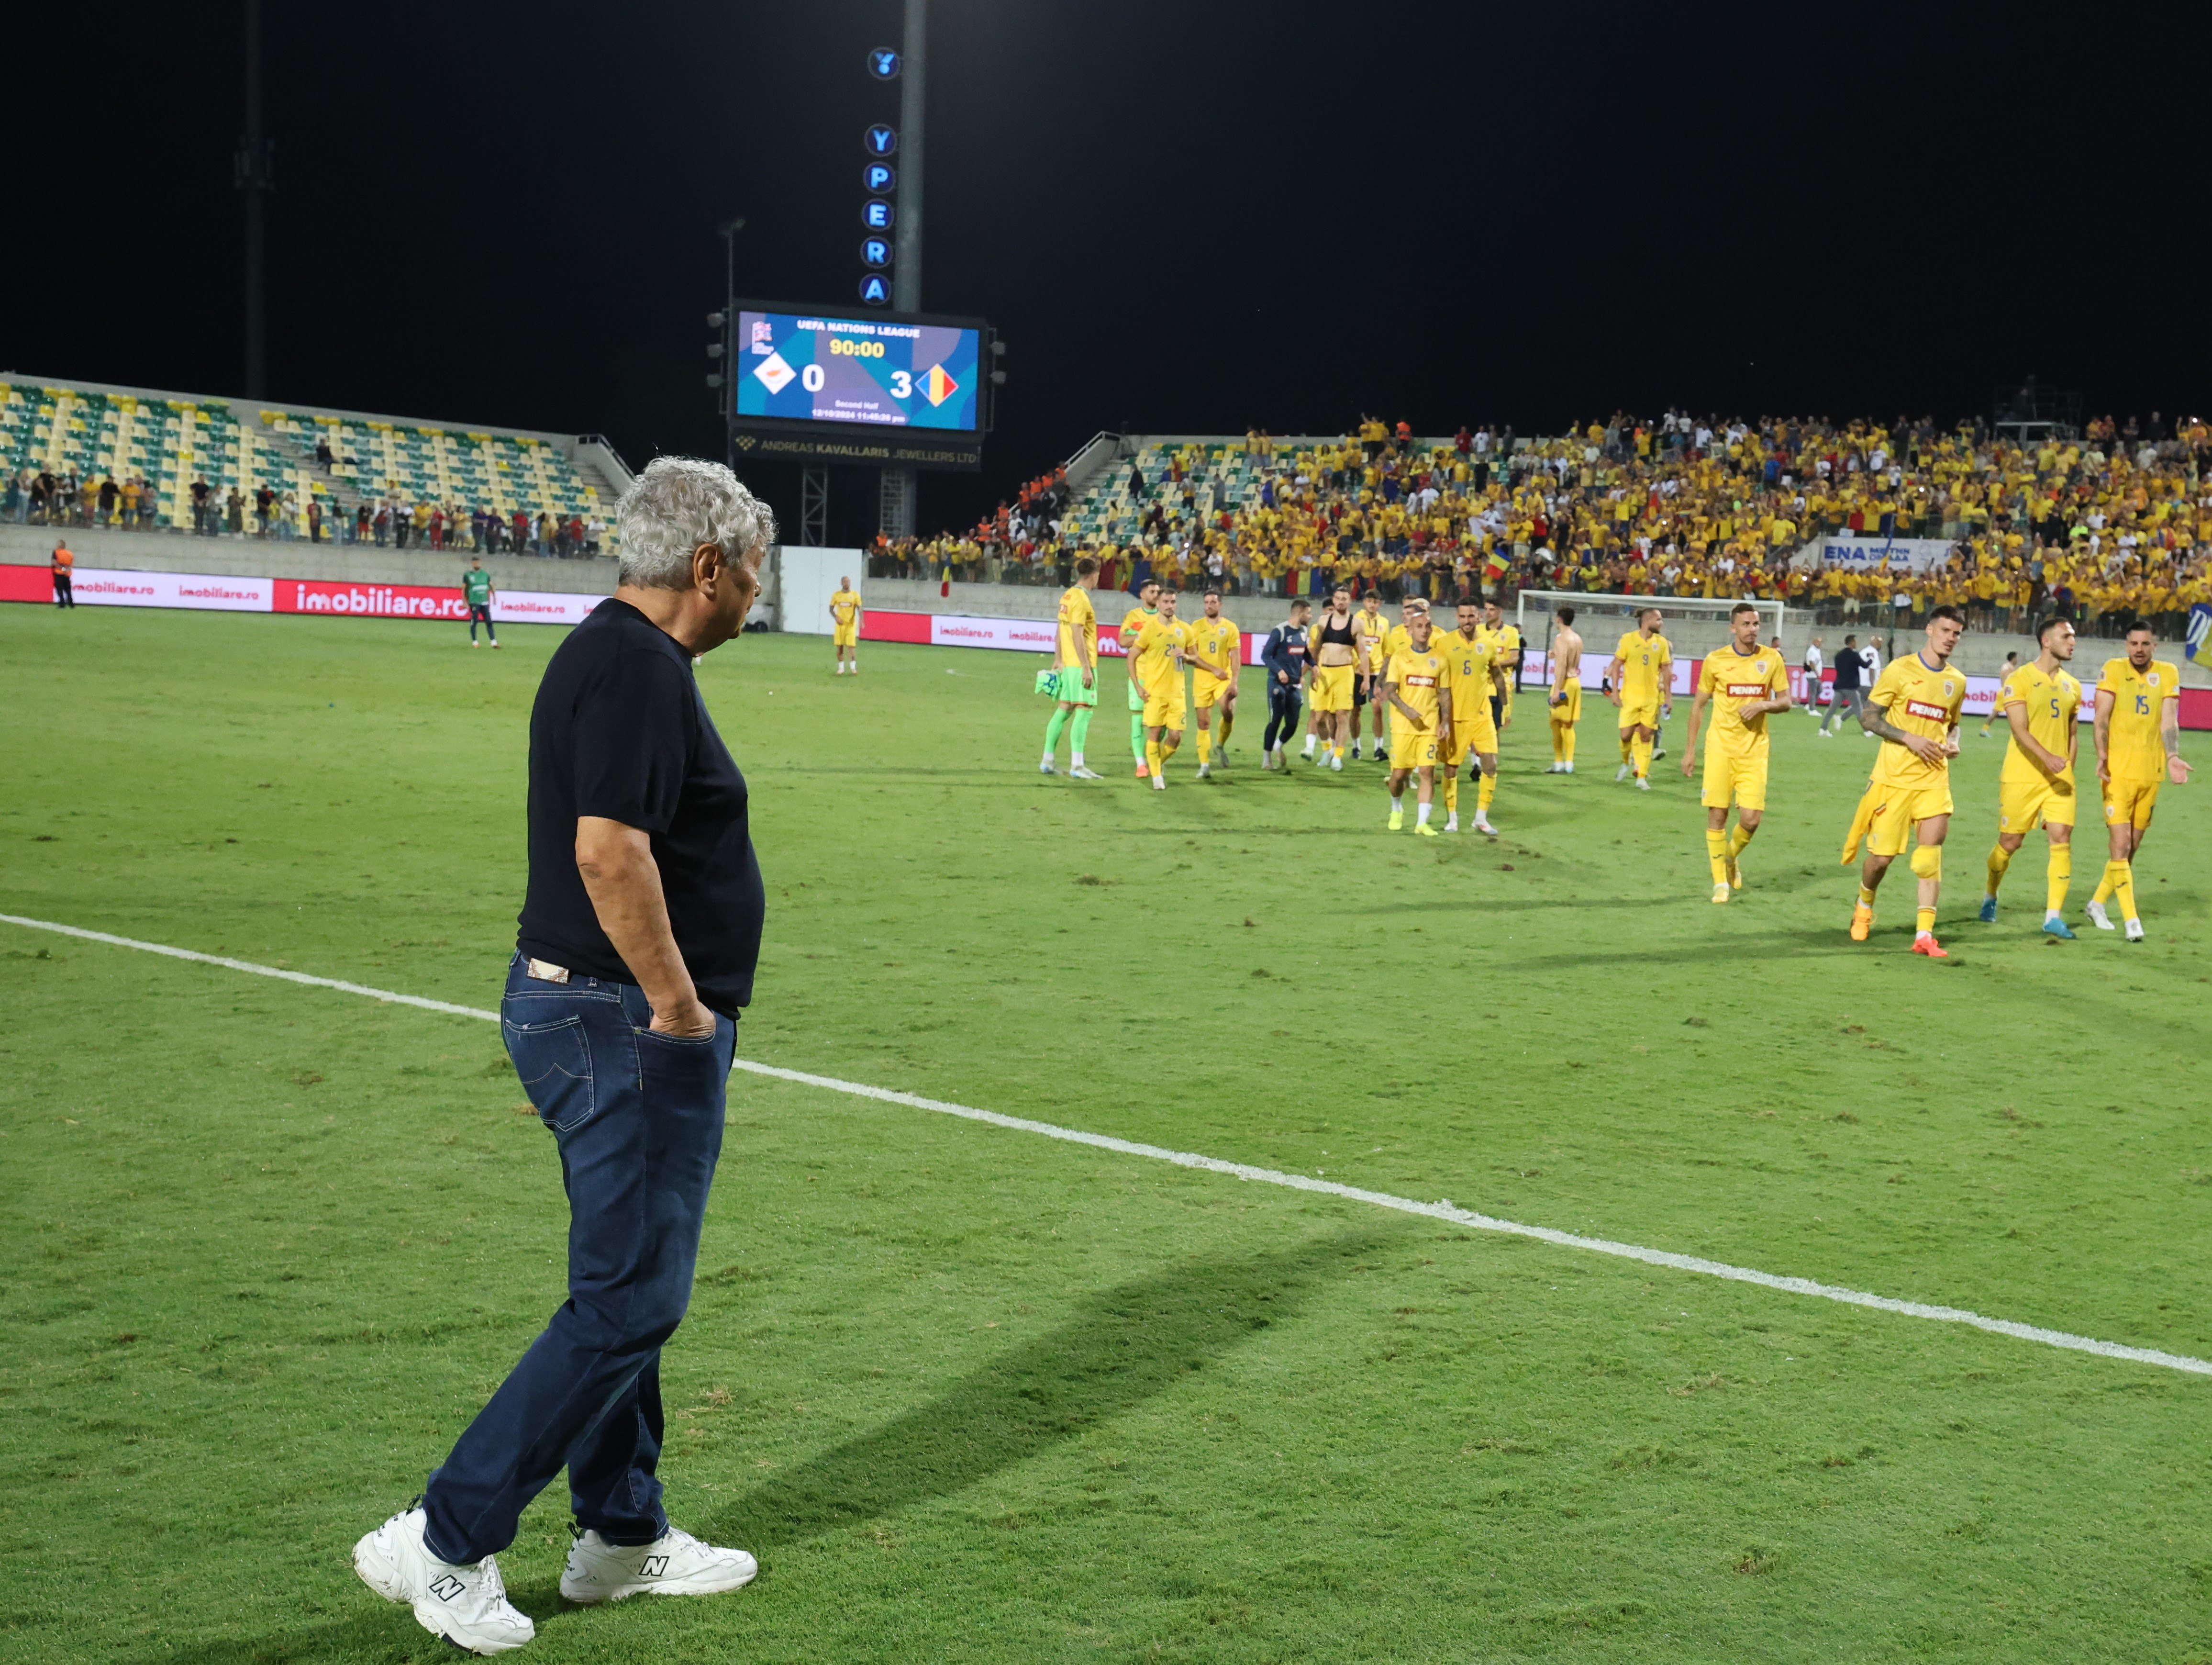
[{"xmin": 463, "ymin": 557, "xmax": 499, "ymax": 648}]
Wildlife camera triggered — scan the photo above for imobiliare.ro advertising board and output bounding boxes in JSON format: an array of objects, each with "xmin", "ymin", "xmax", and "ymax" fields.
[{"xmin": 2, "ymin": 562, "xmax": 602, "ymax": 625}]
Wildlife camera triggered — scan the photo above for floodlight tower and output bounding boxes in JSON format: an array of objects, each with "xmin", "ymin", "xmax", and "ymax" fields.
[
  {"xmin": 234, "ymin": 0, "xmax": 275, "ymax": 399},
  {"xmin": 877, "ymin": 0, "xmax": 926, "ymax": 545}
]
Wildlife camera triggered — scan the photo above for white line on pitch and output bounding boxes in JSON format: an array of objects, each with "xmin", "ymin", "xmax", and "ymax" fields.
[{"xmin": 6, "ymin": 909, "xmax": 2208, "ymax": 1380}]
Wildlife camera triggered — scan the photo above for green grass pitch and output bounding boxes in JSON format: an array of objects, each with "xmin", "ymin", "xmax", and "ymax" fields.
[{"xmin": 2, "ymin": 604, "xmax": 2210, "ymax": 1663}]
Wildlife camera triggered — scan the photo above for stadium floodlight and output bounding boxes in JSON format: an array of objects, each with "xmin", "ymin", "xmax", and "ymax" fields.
[
  {"xmin": 706, "ymin": 343, "xmax": 724, "ymax": 359},
  {"xmin": 1514, "ymin": 589, "xmax": 1786, "ymax": 690},
  {"xmin": 707, "ymin": 311, "xmax": 726, "ymax": 329}
]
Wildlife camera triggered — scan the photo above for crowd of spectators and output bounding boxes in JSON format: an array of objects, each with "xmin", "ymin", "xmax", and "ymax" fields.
[
  {"xmin": 869, "ymin": 410, "xmax": 2212, "ymax": 642},
  {"xmin": 5, "ymin": 464, "xmax": 603, "ymax": 557}
]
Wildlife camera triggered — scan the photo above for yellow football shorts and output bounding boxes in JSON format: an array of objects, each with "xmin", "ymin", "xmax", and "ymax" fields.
[
  {"xmin": 1619, "ymin": 696, "xmax": 1660, "ymax": 730},
  {"xmin": 1444, "ymin": 711, "xmax": 1498, "ymax": 765},
  {"xmin": 1142, "ymin": 690, "xmax": 1188, "ymax": 730},
  {"xmin": 1701, "ymin": 748, "xmax": 1769, "ymax": 812},
  {"xmin": 2102, "ymin": 776, "xmax": 2161, "ymax": 829},
  {"xmin": 1549, "ymin": 682, "xmax": 1582, "ymax": 722},
  {"xmin": 1192, "ymin": 672, "xmax": 1233, "ymax": 710},
  {"xmin": 1997, "ymin": 775, "xmax": 2076, "ymax": 833},
  {"xmin": 1389, "ymin": 726, "xmax": 1439, "ymax": 771},
  {"xmin": 833, "ymin": 626, "xmax": 858, "ymax": 647},
  {"xmin": 1311, "ymin": 665, "xmax": 1354, "ymax": 713},
  {"xmin": 1865, "ymin": 781, "xmax": 1956, "ymax": 857}
]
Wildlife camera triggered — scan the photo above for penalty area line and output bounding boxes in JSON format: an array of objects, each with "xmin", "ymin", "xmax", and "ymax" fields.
[{"xmin": 6, "ymin": 909, "xmax": 2209, "ymax": 1381}]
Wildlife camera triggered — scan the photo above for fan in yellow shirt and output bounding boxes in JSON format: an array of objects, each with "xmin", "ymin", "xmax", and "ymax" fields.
[
  {"xmin": 1979, "ymin": 616, "xmax": 2080, "ymax": 934},
  {"xmin": 2087, "ymin": 624, "xmax": 2191, "ymax": 937},
  {"xmin": 1840, "ymin": 607, "xmax": 1967, "ymax": 955},
  {"xmin": 1131, "ymin": 590, "xmax": 1192, "ymax": 792},
  {"xmin": 1379, "ymin": 606, "xmax": 1453, "ymax": 834},
  {"xmin": 1679, "ymin": 604, "xmax": 1791, "ymax": 904},
  {"xmin": 828, "ymin": 577, "xmax": 863, "ymax": 673},
  {"xmin": 1186, "ymin": 591, "xmax": 1242, "ymax": 779},
  {"xmin": 1437, "ymin": 600, "xmax": 1508, "ymax": 832},
  {"xmin": 1605, "ymin": 607, "xmax": 1672, "ymax": 786},
  {"xmin": 1118, "ymin": 580, "xmax": 1162, "ymax": 778}
]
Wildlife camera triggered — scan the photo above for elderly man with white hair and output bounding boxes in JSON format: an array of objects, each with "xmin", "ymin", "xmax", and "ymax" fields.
[{"xmin": 354, "ymin": 457, "xmax": 774, "ymax": 1654}]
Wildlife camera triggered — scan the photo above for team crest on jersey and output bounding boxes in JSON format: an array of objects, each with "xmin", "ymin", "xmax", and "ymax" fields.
[
  {"xmin": 1943, "ymin": 679, "xmax": 1955, "ymax": 696},
  {"xmin": 2148, "ymin": 672, "xmax": 2162, "ymax": 686}
]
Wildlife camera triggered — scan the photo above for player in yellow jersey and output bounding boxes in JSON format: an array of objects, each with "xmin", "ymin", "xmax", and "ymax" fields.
[
  {"xmin": 1545, "ymin": 604, "xmax": 1583, "ymax": 773},
  {"xmin": 1478, "ymin": 599, "xmax": 1523, "ymax": 738},
  {"xmin": 1305, "ymin": 587, "xmax": 1360, "ymax": 770},
  {"xmin": 1187, "ymin": 590, "xmax": 1241, "ymax": 779},
  {"xmin": 2087, "ymin": 623, "xmax": 2191, "ymax": 939},
  {"xmin": 1351, "ymin": 593, "xmax": 1391, "ymax": 761},
  {"xmin": 828, "ymin": 575, "xmax": 863, "ymax": 673},
  {"xmin": 1606, "ymin": 607, "xmax": 1672, "ymax": 789},
  {"xmin": 1118, "ymin": 580, "xmax": 1162, "ymax": 778},
  {"xmin": 1680, "ymin": 603, "xmax": 1791, "ymax": 903},
  {"xmin": 1978, "ymin": 616, "xmax": 2080, "ymax": 936},
  {"xmin": 1380, "ymin": 605, "xmax": 1453, "ymax": 834},
  {"xmin": 1039, "ymin": 555, "xmax": 1104, "ymax": 780},
  {"xmin": 1840, "ymin": 606, "xmax": 1966, "ymax": 955},
  {"xmin": 1131, "ymin": 589, "xmax": 1192, "ymax": 792},
  {"xmin": 1437, "ymin": 599, "xmax": 1509, "ymax": 833}
]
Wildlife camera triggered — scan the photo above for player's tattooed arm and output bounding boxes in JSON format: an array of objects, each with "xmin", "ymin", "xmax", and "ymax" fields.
[
  {"xmin": 1859, "ymin": 699, "xmax": 1944, "ymax": 762},
  {"xmin": 2162, "ymin": 696, "xmax": 2192, "ymax": 782}
]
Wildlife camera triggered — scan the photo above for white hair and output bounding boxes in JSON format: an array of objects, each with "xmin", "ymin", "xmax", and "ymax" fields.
[{"xmin": 615, "ymin": 456, "xmax": 776, "ymax": 590}]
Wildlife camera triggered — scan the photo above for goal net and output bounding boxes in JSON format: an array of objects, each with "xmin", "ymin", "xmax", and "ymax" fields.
[{"xmin": 1512, "ymin": 592, "xmax": 1785, "ymax": 690}]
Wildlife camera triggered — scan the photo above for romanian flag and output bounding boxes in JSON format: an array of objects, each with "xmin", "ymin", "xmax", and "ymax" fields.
[{"xmin": 940, "ymin": 564, "xmax": 952, "ymax": 598}]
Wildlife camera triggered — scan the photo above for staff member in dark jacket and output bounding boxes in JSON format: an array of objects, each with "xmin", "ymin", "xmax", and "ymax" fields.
[
  {"xmin": 1260, "ymin": 598, "xmax": 1311, "ymax": 769},
  {"xmin": 1822, "ymin": 633, "xmax": 1869, "ymax": 738},
  {"xmin": 354, "ymin": 457, "xmax": 774, "ymax": 1654}
]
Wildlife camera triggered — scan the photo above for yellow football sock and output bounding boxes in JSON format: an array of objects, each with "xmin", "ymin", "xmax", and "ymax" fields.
[
  {"xmin": 1558, "ymin": 724, "xmax": 1576, "ymax": 764},
  {"xmin": 1631, "ymin": 736, "xmax": 1652, "ymax": 778},
  {"xmin": 1727, "ymin": 823, "xmax": 1756, "ymax": 859},
  {"xmin": 1442, "ymin": 773, "xmax": 1458, "ymax": 814},
  {"xmin": 1857, "ymin": 885, "xmax": 1878, "ymax": 908},
  {"xmin": 1916, "ymin": 907, "xmax": 1936, "ymax": 935},
  {"xmin": 1619, "ymin": 731, "xmax": 1634, "ymax": 763},
  {"xmin": 1218, "ymin": 710, "xmax": 1234, "ymax": 744},
  {"xmin": 1551, "ymin": 722, "xmax": 1566, "ymax": 763},
  {"xmin": 2092, "ymin": 863, "xmax": 2114, "ymax": 905},
  {"xmin": 2110, "ymin": 859, "xmax": 2138, "ymax": 922},
  {"xmin": 1196, "ymin": 729, "xmax": 1212, "ymax": 765},
  {"xmin": 1985, "ymin": 843, "xmax": 2012, "ymax": 896},
  {"xmin": 1706, "ymin": 829, "xmax": 1729, "ymax": 884},
  {"xmin": 2045, "ymin": 845, "xmax": 2071, "ymax": 914},
  {"xmin": 1145, "ymin": 738, "xmax": 1164, "ymax": 776},
  {"xmin": 1160, "ymin": 735, "xmax": 1179, "ymax": 761},
  {"xmin": 1478, "ymin": 773, "xmax": 1497, "ymax": 812}
]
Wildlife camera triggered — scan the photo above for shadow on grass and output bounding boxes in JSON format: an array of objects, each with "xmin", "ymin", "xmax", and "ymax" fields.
[
  {"xmin": 710, "ymin": 1225, "xmax": 1391, "ymax": 1551},
  {"xmin": 127, "ymin": 1229, "xmax": 1390, "ymax": 1663}
]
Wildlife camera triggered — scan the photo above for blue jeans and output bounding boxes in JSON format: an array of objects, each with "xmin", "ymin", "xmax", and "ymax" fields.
[{"xmin": 422, "ymin": 954, "xmax": 734, "ymax": 1563}]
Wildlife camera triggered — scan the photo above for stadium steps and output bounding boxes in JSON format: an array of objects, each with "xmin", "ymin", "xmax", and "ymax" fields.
[
  {"xmin": 569, "ymin": 451, "xmax": 627, "ymax": 511},
  {"xmin": 256, "ymin": 418, "xmax": 368, "ymax": 519}
]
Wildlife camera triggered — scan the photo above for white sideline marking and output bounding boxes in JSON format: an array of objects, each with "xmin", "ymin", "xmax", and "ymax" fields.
[{"xmin": 7, "ymin": 909, "xmax": 2210, "ymax": 1380}]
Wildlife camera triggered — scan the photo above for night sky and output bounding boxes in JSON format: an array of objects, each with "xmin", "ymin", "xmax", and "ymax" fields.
[{"xmin": 8, "ymin": 1, "xmax": 2208, "ymax": 545}]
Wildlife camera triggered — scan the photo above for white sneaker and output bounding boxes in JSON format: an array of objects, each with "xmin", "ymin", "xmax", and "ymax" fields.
[
  {"xmin": 1474, "ymin": 814, "xmax": 1498, "ymax": 835},
  {"xmin": 1635, "ymin": 776, "xmax": 1651, "ymax": 792},
  {"xmin": 353, "ymin": 1507, "xmax": 534, "ymax": 1655},
  {"xmin": 1197, "ymin": 762, "xmax": 1211, "ymax": 778},
  {"xmin": 2124, "ymin": 917, "xmax": 2145, "ymax": 941},
  {"xmin": 1330, "ymin": 753, "xmax": 1343, "ymax": 772},
  {"xmin": 561, "ymin": 1525, "xmax": 758, "ymax": 1605},
  {"xmin": 1151, "ymin": 775, "xmax": 1167, "ymax": 791},
  {"xmin": 2085, "ymin": 899, "xmax": 2114, "ymax": 931},
  {"xmin": 490, "ymin": 641, "xmax": 501, "ymax": 649},
  {"xmin": 1615, "ymin": 763, "xmax": 1630, "ymax": 782},
  {"xmin": 469, "ymin": 639, "xmax": 480, "ymax": 648},
  {"xmin": 1563, "ymin": 761, "xmax": 1574, "ymax": 773},
  {"xmin": 1069, "ymin": 764, "xmax": 1103, "ymax": 779},
  {"xmin": 1444, "ymin": 814, "xmax": 1459, "ymax": 831},
  {"xmin": 1039, "ymin": 760, "xmax": 1056, "ymax": 774}
]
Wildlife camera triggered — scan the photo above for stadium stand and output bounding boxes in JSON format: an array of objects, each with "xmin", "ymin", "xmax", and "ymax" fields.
[
  {"xmin": 872, "ymin": 412, "xmax": 2212, "ymax": 643},
  {"xmin": 0, "ymin": 376, "xmax": 630, "ymax": 557}
]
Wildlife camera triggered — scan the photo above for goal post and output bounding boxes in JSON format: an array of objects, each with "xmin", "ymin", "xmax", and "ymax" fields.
[{"xmin": 1514, "ymin": 591, "xmax": 1784, "ymax": 690}]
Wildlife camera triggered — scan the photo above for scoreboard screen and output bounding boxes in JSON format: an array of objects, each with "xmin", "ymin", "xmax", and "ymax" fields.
[{"xmin": 734, "ymin": 307, "xmax": 980, "ymax": 434}]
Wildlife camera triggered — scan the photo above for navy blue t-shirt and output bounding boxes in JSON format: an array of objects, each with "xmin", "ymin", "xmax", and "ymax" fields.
[{"xmin": 516, "ymin": 598, "xmax": 764, "ymax": 1014}]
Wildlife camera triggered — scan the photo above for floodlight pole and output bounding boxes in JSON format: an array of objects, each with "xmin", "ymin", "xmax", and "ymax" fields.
[{"xmin": 878, "ymin": 0, "xmax": 926, "ymax": 548}]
